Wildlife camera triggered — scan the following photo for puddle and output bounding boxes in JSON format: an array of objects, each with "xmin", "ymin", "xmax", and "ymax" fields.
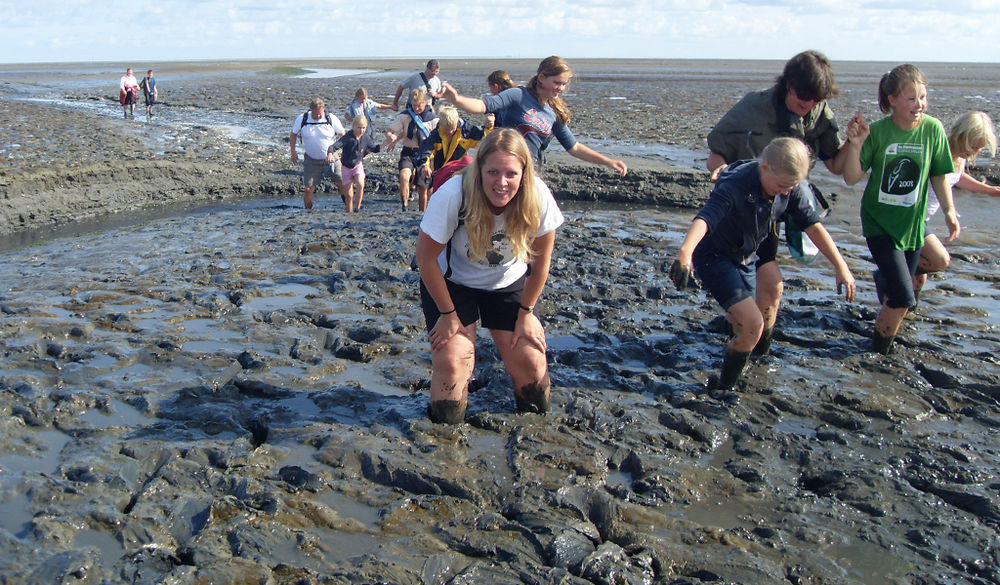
[
  {"xmin": 79, "ymin": 400, "xmax": 149, "ymax": 429},
  {"xmin": 0, "ymin": 492, "xmax": 33, "ymax": 538},
  {"xmin": 243, "ymin": 283, "xmax": 323, "ymax": 312},
  {"xmin": 297, "ymin": 68, "xmax": 377, "ymax": 79},
  {"xmin": 316, "ymin": 489, "xmax": 382, "ymax": 530},
  {"xmin": 0, "ymin": 430, "xmax": 71, "ymax": 477},
  {"xmin": 73, "ymin": 528, "xmax": 124, "ymax": 569}
]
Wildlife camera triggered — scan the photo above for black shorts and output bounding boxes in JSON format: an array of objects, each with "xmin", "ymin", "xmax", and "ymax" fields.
[
  {"xmin": 399, "ymin": 147, "xmax": 431, "ymax": 188},
  {"xmin": 867, "ymin": 234, "xmax": 921, "ymax": 309},
  {"xmin": 420, "ymin": 276, "xmax": 526, "ymax": 332}
]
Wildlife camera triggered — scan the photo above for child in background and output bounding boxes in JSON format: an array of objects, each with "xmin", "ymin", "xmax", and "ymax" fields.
[
  {"xmin": 842, "ymin": 64, "xmax": 959, "ymax": 354},
  {"xmin": 327, "ymin": 116, "xmax": 381, "ymax": 213},
  {"xmin": 345, "ymin": 87, "xmax": 392, "ymax": 140},
  {"xmin": 913, "ymin": 111, "xmax": 998, "ymax": 299},
  {"xmin": 487, "ymin": 70, "xmax": 516, "ymax": 95},
  {"xmin": 417, "ymin": 106, "xmax": 493, "ymax": 187}
]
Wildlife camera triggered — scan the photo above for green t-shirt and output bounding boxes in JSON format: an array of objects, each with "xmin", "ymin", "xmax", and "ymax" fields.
[{"xmin": 859, "ymin": 114, "xmax": 953, "ymax": 250}]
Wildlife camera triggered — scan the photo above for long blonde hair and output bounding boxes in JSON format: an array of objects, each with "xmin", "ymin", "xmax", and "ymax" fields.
[
  {"xmin": 461, "ymin": 129, "xmax": 542, "ymax": 263},
  {"xmin": 527, "ymin": 56, "xmax": 571, "ymax": 125}
]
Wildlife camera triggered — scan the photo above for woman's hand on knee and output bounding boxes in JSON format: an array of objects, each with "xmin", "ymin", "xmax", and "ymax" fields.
[
  {"xmin": 429, "ymin": 313, "xmax": 462, "ymax": 351},
  {"xmin": 512, "ymin": 312, "xmax": 546, "ymax": 353}
]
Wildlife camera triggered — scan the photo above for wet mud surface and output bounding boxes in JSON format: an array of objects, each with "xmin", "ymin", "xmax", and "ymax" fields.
[{"xmin": 1, "ymin": 59, "xmax": 1000, "ymax": 584}]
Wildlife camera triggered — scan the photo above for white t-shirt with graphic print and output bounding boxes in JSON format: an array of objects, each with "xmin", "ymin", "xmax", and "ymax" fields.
[{"xmin": 420, "ymin": 174, "xmax": 564, "ymax": 290}]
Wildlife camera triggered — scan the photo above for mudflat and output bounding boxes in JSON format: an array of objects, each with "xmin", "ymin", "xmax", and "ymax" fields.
[{"xmin": 0, "ymin": 59, "xmax": 999, "ymax": 584}]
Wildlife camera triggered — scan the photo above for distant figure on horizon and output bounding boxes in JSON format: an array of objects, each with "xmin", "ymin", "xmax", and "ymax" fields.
[
  {"xmin": 138, "ymin": 69, "xmax": 157, "ymax": 119},
  {"xmin": 441, "ymin": 56, "xmax": 627, "ymax": 176},
  {"xmin": 841, "ymin": 64, "xmax": 959, "ymax": 354},
  {"xmin": 383, "ymin": 88, "xmax": 439, "ymax": 211},
  {"xmin": 910, "ymin": 112, "xmax": 999, "ymax": 300},
  {"xmin": 344, "ymin": 87, "xmax": 392, "ymax": 140},
  {"xmin": 393, "ymin": 60, "xmax": 443, "ymax": 111},
  {"xmin": 327, "ymin": 115, "xmax": 381, "ymax": 213},
  {"xmin": 119, "ymin": 67, "xmax": 139, "ymax": 119},
  {"xmin": 670, "ymin": 137, "xmax": 855, "ymax": 392},
  {"xmin": 289, "ymin": 97, "xmax": 346, "ymax": 210}
]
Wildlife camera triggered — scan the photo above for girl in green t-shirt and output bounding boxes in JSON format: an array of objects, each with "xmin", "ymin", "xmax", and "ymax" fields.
[{"xmin": 841, "ymin": 64, "xmax": 959, "ymax": 354}]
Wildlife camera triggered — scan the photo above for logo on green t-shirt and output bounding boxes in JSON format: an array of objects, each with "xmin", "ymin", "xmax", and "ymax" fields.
[{"xmin": 878, "ymin": 143, "xmax": 923, "ymax": 206}]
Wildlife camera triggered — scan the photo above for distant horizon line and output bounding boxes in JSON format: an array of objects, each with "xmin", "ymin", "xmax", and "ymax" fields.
[{"xmin": 2, "ymin": 56, "xmax": 999, "ymax": 68}]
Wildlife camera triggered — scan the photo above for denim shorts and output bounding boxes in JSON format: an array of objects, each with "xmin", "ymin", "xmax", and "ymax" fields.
[
  {"xmin": 420, "ymin": 276, "xmax": 526, "ymax": 332},
  {"xmin": 693, "ymin": 250, "xmax": 755, "ymax": 310}
]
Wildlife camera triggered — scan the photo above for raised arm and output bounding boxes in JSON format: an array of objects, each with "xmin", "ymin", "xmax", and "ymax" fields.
[
  {"xmin": 440, "ymin": 82, "xmax": 487, "ymax": 115},
  {"xmin": 841, "ymin": 113, "xmax": 870, "ymax": 186}
]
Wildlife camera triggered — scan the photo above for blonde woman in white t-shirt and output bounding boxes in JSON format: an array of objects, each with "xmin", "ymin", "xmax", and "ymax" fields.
[{"xmin": 415, "ymin": 129, "xmax": 565, "ymax": 424}]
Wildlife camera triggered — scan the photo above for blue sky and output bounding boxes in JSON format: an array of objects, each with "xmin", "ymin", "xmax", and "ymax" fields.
[{"xmin": 2, "ymin": 0, "xmax": 997, "ymax": 64}]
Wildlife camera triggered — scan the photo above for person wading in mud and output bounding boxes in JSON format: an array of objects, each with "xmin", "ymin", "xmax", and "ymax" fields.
[
  {"xmin": 416, "ymin": 129, "xmax": 564, "ymax": 423},
  {"xmin": 440, "ymin": 56, "xmax": 627, "ymax": 176},
  {"xmin": 671, "ymin": 137, "xmax": 856, "ymax": 392},
  {"xmin": 704, "ymin": 49, "xmax": 863, "ymax": 355},
  {"xmin": 289, "ymin": 97, "xmax": 346, "ymax": 210}
]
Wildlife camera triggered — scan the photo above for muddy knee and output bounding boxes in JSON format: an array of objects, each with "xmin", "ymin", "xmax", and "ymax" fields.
[
  {"xmin": 428, "ymin": 400, "xmax": 466, "ymax": 424},
  {"xmin": 515, "ymin": 382, "xmax": 550, "ymax": 414}
]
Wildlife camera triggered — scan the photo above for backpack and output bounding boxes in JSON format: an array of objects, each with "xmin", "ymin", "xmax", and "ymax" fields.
[
  {"xmin": 443, "ymin": 190, "xmax": 467, "ymax": 279},
  {"xmin": 299, "ymin": 111, "xmax": 334, "ymax": 130}
]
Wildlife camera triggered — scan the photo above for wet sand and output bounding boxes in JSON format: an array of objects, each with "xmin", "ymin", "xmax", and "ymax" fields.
[{"xmin": 1, "ymin": 59, "xmax": 999, "ymax": 584}]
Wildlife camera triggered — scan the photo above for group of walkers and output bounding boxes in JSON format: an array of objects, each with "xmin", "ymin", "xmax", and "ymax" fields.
[
  {"xmin": 413, "ymin": 53, "xmax": 999, "ymax": 424},
  {"xmin": 674, "ymin": 51, "xmax": 998, "ymax": 393},
  {"xmin": 118, "ymin": 67, "xmax": 157, "ymax": 120},
  {"xmin": 280, "ymin": 54, "xmax": 999, "ymax": 423}
]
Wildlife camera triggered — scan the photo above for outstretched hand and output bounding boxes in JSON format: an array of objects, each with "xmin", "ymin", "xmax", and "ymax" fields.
[
  {"xmin": 669, "ymin": 259, "xmax": 692, "ymax": 290},
  {"xmin": 440, "ymin": 82, "xmax": 459, "ymax": 103}
]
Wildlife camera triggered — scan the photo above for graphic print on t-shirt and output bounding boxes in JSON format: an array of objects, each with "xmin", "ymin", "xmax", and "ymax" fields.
[
  {"xmin": 468, "ymin": 229, "xmax": 510, "ymax": 267},
  {"xmin": 517, "ymin": 109, "xmax": 553, "ymax": 140},
  {"xmin": 878, "ymin": 142, "xmax": 923, "ymax": 207}
]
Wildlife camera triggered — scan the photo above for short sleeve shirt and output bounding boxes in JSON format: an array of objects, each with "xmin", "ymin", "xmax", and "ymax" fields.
[
  {"xmin": 291, "ymin": 112, "xmax": 346, "ymax": 160},
  {"xmin": 420, "ymin": 175, "xmax": 565, "ymax": 290},
  {"xmin": 859, "ymin": 114, "xmax": 953, "ymax": 249}
]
